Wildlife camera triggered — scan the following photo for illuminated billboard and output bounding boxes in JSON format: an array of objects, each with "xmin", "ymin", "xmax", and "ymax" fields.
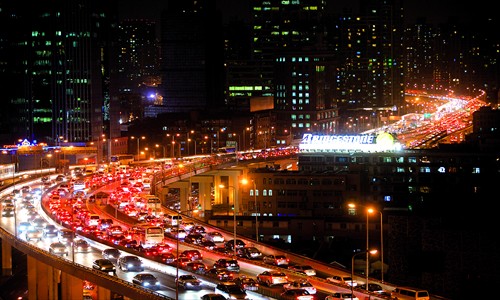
[{"xmin": 299, "ymin": 132, "xmax": 402, "ymax": 153}]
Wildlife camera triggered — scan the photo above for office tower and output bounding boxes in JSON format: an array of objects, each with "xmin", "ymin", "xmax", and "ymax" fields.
[
  {"xmin": 1, "ymin": 0, "xmax": 118, "ymax": 145},
  {"xmin": 159, "ymin": 0, "xmax": 225, "ymax": 113},
  {"xmin": 115, "ymin": 19, "xmax": 160, "ymax": 123}
]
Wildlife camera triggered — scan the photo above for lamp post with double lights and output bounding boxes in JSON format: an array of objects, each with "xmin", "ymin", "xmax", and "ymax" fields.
[
  {"xmin": 351, "ymin": 249, "xmax": 378, "ymax": 296},
  {"xmin": 131, "ymin": 136, "xmax": 146, "ymax": 160},
  {"xmin": 219, "ymin": 183, "xmax": 238, "ymax": 258},
  {"xmin": 349, "ymin": 203, "xmax": 382, "ymax": 290}
]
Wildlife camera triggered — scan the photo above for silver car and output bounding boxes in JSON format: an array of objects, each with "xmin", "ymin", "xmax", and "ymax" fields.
[{"xmin": 25, "ymin": 228, "xmax": 43, "ymax": 242}]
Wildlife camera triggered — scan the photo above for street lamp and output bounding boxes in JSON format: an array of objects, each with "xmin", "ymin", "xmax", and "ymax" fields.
[
  {"xmin": 131, "ymin": 136, "xmax": 146, "ymax": 160},
  {"xmin": 241, "ymin": 178, "xmax": 258, "ymax": 241},
  {"xmin": 370, "ymin": 208, "xmax": 384, "ymax": 282},
  {"xmin": 351, "ymin": 249, "xmax": 378, "ymax": 296},
  {"xmin": 219, "ymin": 184, "xmax": 238, "ymax": 258},
  {"xmin": 349, "ymin": 203, "xmax": 382, "ymax": 289},
  {"xmin": 155, "ymin": 144, "xmax": 165, "ymax": 158}
]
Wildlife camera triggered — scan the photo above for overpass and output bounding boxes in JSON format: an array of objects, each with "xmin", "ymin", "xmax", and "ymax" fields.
[{"xmin": 0, "ymin": 156, "xmax": 437, "ymax": 300}]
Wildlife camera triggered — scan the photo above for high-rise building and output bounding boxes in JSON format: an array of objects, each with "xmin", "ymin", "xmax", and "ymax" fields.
[
  {"xmin": 335, "ymin": 0, "xmax": 405, "ymax": 131},
  {"xmin": 0, "ymin": 0, "xmax": 118, "ymax": 146},
  {"xmin": 115, "ymin": 19, "xmax": 160, "ymax": 123},
  {"xmin": 159, "ymin": 0, "xmax": 225, "ymax": 113}
]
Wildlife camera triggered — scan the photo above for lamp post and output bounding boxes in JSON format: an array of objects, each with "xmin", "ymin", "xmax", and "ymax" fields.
[
  {"xmin": 366, "ymin": 209, "xmax": 369, "ymax": 289},
  {"xmin": 349, "ymin": 203, "xmax": 381, "ymax": 289},
  {"xmin": 131, "ymin": 136, "xmax": 145, "ymax": 160},
  {"xmin": 219, "ymin": 184, "xmax": 237, "ymax": 258},
  {"xmin": 155, "ymin": 144, "xmax": 165, "ymax": 158},
  {"xmin": 351, "ymin": 250, "xmax": 378, "ymax": 297},
  {"xmin": 241, "ymin": 178, "xmax": 258, "ymax": 241}
]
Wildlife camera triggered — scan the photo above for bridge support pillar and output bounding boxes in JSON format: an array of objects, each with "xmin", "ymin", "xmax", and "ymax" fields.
[
  {"xmin": 1, "ymin": 240, "xmax": 12, "ymax": 276},
  {"xmin": 96, "ymin": 285, "xmax": 111, "ymax": 300},
  {"xmin": 27, "ymin": 256, "xmax": 57, "ymax": 300},
  {"xmin": 61, "ymin": 271, "xmax": 83, "ymax": 300}
]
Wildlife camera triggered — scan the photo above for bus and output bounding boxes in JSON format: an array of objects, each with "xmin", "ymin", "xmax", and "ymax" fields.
[
  {"xmin": 110, "ymin": 154, "xmax": 135, "ymax": 166},
  {"xmin": 132, "ymin": 224, "xmax": 164, "ymax": 248}
]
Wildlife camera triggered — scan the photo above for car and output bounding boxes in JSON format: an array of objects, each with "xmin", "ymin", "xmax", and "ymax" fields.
[
  {"xmin": 200, "ymin": 240, "xmax": 217, "ymax": 250},
  {"xmin": 206, "ymin": 268, "xmax": 235, "ymax": 282},
  {"xmin": 262, "ymin": 254, "xmax": 289, "ymax": 267},
  {"xmin": 1, "ymin": 203, "xmax": 14, "ymax": 217},
  {"xmin": 180, "ymin": 221, "xmax": 195, "ymax": 231},
  {"xmin": 118, "ymin": 238, "xmax": 138, "ymax": 249},
  {"xmin": 102, "ymin": 248, "xmax": 121, "ymax": 261},
  {"xmin": 92, "ymin": 258, "xmax": 116, "ymax": 274},
  {"xmin": 256, "ymin": 270, "xmax": 288, "ymax": 287},
  {"xmin": 200, "ymin": 293, "xmax": 227, "ymax": 300},
  {"xmin": 117, "ymin": 255, "xmax": 144, "ymax": 272},
  {"xmin": 283, "ymin": 280, "xmax": 317, "ymax": 295},
  {"xmin": 326, "ymin": 275, "xmax": 357, "ymax": 286},
  {"xmin": 186, "ymin": 261, "xmax": 207, "ymax": 274},
  {"xmin": 204, "ymin": 231, "xmax": 225, "ymax": 243},
  {"xmin": 73, "ymin": 239, "xmax": 91, "ymax": 253},
  {"xmin": 357, "ymin": 283, "xmax": 386, "ymax": 294},
  {"xmin": 137, "ymin": 245, "xmax": 159, "ymax": 257},
  {"xmin": 154, "ymin": 243, "xmax": 173, "ymax": 253},
  {"xmin": 25, "ymin": 228, "xmax": 43, "ymax": 242},
  {"xmin": 214, "ymin": 282, "xmax": 248, "ymax": 300},
  {"xmin": 49, "ymin": 242, "xmax": 69, "ymax": 256},
  {"xmin": 190, "ymin": 225, "xmax": 207, "ymax": 235},
  {"xmin": 241, "ymin": 247, "xmax": 262, "ymax": 260},
  {"xmin": 184, "ymin": 233, "xmax": 204, "ymax": 244},
  {"xmin": 180, "ymin": 249, "xmax": 203, "ymax": 261},
  {"xmin": 18, "ymin": 221, "xmax": 32, "ymax": 233},
  {"xmin": 280, "ymin": 289, "xmax": 315, "ymax": 300},
  {"xmin": 174, "ymin": 257, "xmax": 192, "ymax": 268},
  {"xmin": 132, "ymin": 273, "xmax": 160, "ymax": 289},
  {"xmin": 159, "ymin": 252, "xmax": 176, "ymax": 264},
  {"xmin": 213, "ymin": 258, "xmax": 240, "ymax": 272},
  {"xmin": 232, "ymin": 276, "xmax": 259, "ymax": 291},
  {"xmin": 58, "ymin": 228, "xmax": 74, "ymax": 244},
  {"xmin": 214, "ymin": 246, "xmax": 231, "ymax": 256},
  {"xmin": 224, "ymin": 239, "xmax": 246, "ymax": 250},
  {"xmin": 43, "ymin": 224, "xmax": 58, "ymax": 237},
  {"xmin": 30, "ymin": 217, "xmax": 47, "ymax": 229},
  {"xmin": 324, "ymin": 292, "xmax": 359, "ymax": 300},
  {"xmin": 176, "ymin": 274, "xmax": 202, "ymax": 290},
  {"xmin": 288, "ymin": 265, "xmax": 316, "ymax": 276}
]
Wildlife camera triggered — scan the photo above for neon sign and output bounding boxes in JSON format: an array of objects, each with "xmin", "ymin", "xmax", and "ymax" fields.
[{"xmin": 299, "ymin": 133, "xmax": 401, "ymax": 152}]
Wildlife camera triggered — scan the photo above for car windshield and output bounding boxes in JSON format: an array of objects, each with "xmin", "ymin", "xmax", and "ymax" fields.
[{"xmin": 142, "ymin": 274, "xmax": 156, "ymax": 280}]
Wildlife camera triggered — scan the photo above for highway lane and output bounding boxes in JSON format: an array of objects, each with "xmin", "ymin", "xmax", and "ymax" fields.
[
  {"xmin": 1, "ymin": 168, "xmax": 393, "ymax": 300},
  {"xmin": 0, "ymin": 177, "xmax": 275, "ymax": 299}
]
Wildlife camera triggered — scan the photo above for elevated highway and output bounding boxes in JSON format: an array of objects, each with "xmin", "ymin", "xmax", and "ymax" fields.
[{"xmin": 0, "ymin": 155, "xmax": 444, "ymax": 300}]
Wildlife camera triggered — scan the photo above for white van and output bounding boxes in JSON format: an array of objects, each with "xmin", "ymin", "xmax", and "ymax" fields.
[
  {"xmin": 164, "ymin": 213, "xmax": 182, "ymax": 226},
  {"xmin": 85, "ymin": 214, "xmax": 100, "ymax": 227},
  {"xmin": 391, "ymin": 286, "xmax": 430, "ymax": 300}
]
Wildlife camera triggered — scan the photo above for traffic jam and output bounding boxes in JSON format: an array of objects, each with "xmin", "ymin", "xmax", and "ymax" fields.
[{"xmin": 1, "ymin": 153, "xmax": 383, "ymax": 300}]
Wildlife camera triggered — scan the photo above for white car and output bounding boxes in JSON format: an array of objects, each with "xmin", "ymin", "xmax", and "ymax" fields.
[
  {"xmin": 326, "ymin": 275, "xmax": 358, "ymax": 286},
  {"xmin": 204, "ymin": 231, "xmax": 225, "ymax": 243},
  {"xmin": 288, "ymin": 265, "xmax": 316, "ymax": 276},
  {"xmin": 283, "ymin": 280, "xmax": 317, "ymax": 295}
]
